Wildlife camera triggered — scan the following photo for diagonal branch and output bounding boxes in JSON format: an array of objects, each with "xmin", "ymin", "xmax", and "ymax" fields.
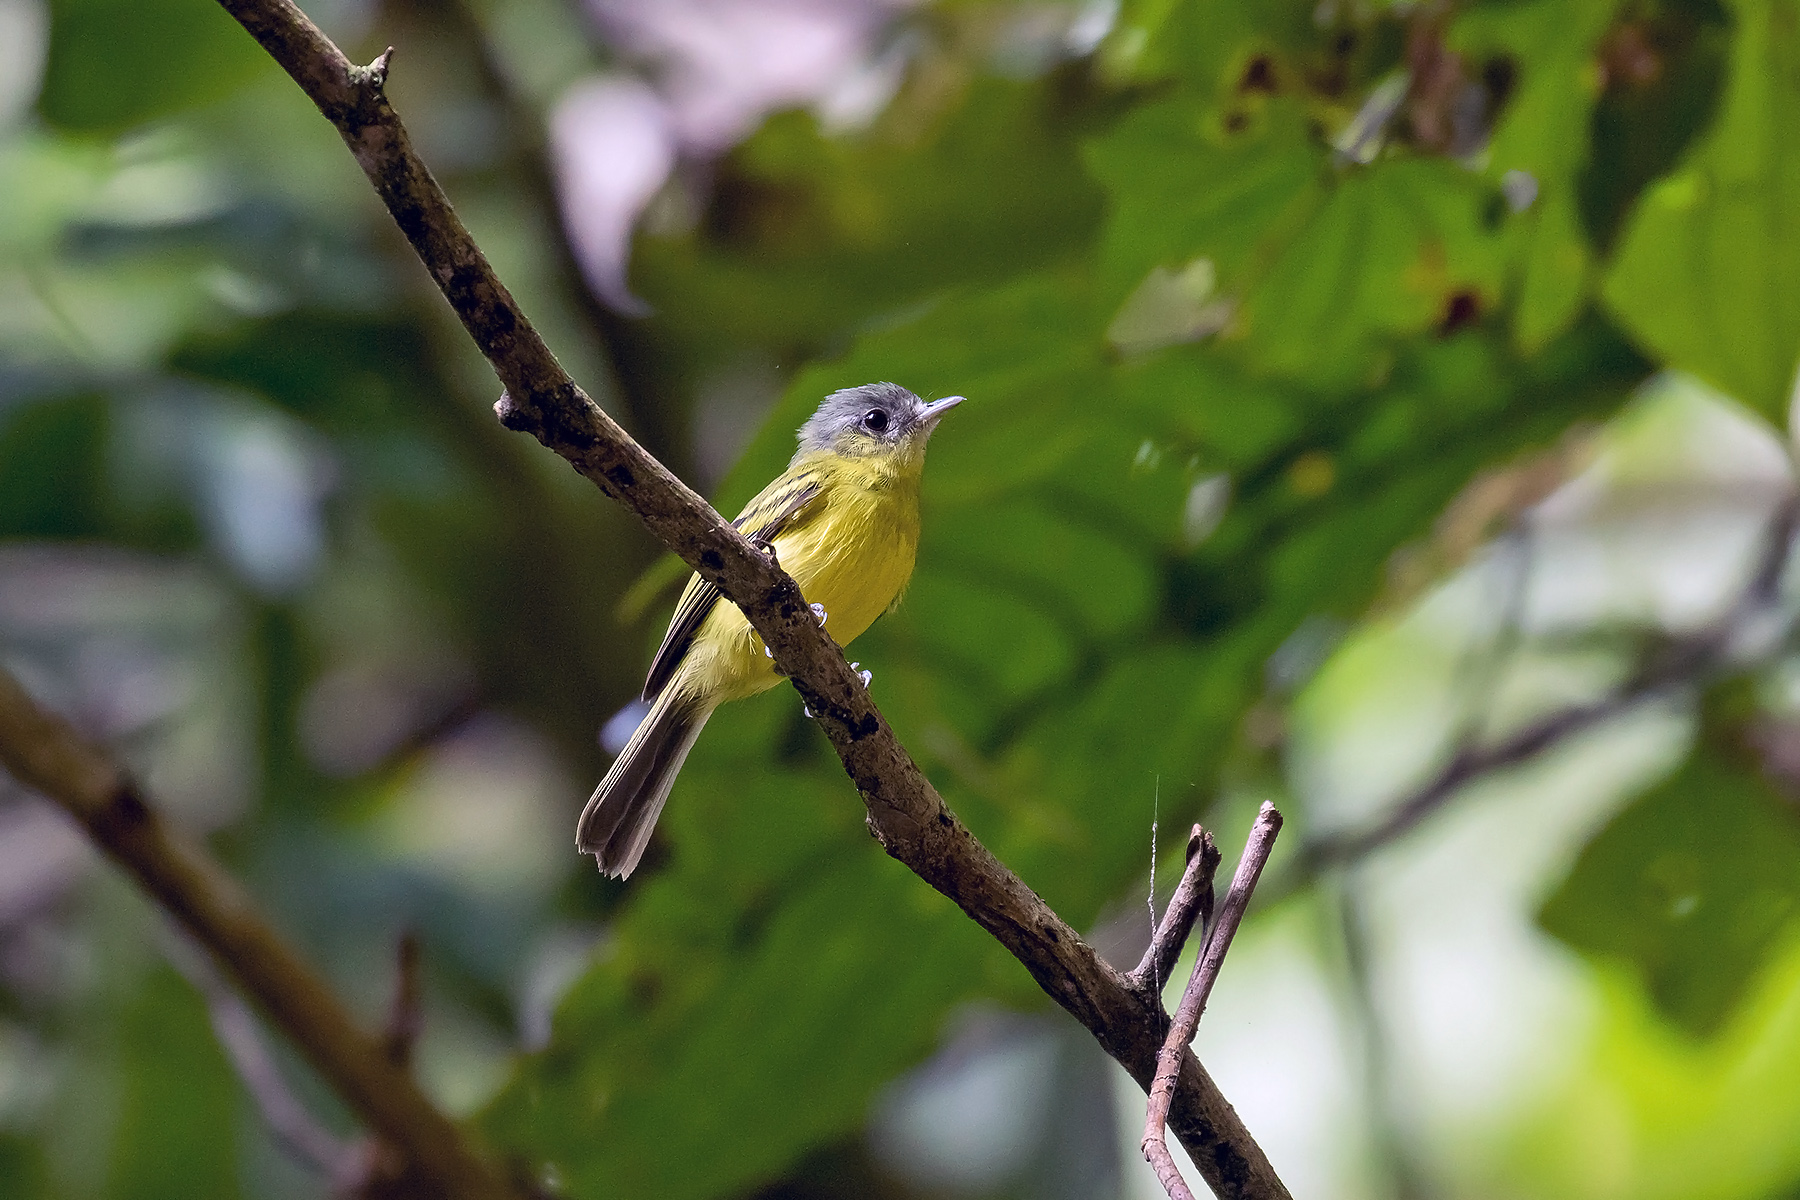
[
  {"xmin": 1145, "ymin": 804, "xmax": 1284, "ymax": 1200},
  {"xmin": 383, "ymin": 931, "xmax": 424, "ymax": 1070},
  {"xmin": 174, "ymin": 927, "xmax": 442, "ymax": 1198},
  {"xmin": 165, "ymin": 933, "xmax": 361, "ymax": 1186},
  {"xmin": 1294, "ymin": 489, "xmax": 1800, "ymax": 875},
  {"xmin": 0, "ymin": 667, "xmax": 522, "ymax": 1200},
  {"xmin": 210, "ymin": 1, "xmax": 1290, "ymax": 1195}
]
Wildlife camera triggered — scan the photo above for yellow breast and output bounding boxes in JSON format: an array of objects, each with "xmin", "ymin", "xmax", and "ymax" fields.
[{"xmin": 674, "ymin": 455, "xmax": 921, "ymax": 706}]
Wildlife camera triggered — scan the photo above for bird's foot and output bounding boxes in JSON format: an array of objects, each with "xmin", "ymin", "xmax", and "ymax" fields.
[
  {"xmin": 810, "ymin": 602, "xmax": 827, "ymax": 627},
  {"xmin": 850, "ymin": 662, "xmax": 872, "ymax": 688},
  {"xmin": 762, "ymin": 642, "xmax": 788, "ymax": 678},
  {"xmin": 749, "ymin": 535, "xmax": 779, "ymax": 569}
]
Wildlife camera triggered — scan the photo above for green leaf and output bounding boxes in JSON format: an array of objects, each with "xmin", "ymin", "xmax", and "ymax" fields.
[
  {"xmin": 1107, "ymin": 0, "xmax": 1323, "ymax": 89},
  {"xmin": 41, "ymin": 0, "xmax": 272, "ymax": 132},
  {"xmin": 1087, "ymin": 96, "xmax": 1322, "ymax": 311},
  {"xmin": 1512, "ymin": 191, "xmax": 1592, "ymax": 354},
  {"xmin": 1450, "ymin": 0, "xmax": 1624, "ymax": 352},
  {"xmin": 1540, "ymin": 747, "xmax": 1800, "ymax": 1037},
  {"xmin": 1089, "ymin": 95, "xmax": 1508, "ymax": 388},
  {"xmin": 1601, "ymin": 0, "xmax": 1800, "ymax": 416},
  {"xmin": 630, "ymin": 77, "xmax": 1106, "ymax": 384},
  {"xmin": 105, "ymin": 966, "xmax": 243, "ymax": 1200},
  {"xmin": 0, "ymin": 392, "xmax": 110, "ymax": 539},
  {"xmin": 1239, "ymin": 158, "xmax": 1506, "ymax": 386},
  {"xmin": 0, "ymin": 1133, "xmax": 51, "ymax": 1200},
  {"xmin": 485, "ymin": 275, "xmax": 1110, "ymax": 1200}
]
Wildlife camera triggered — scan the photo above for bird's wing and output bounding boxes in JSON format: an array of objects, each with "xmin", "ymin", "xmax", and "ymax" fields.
[{"xmin": 641, "ymin": 468, "xmax": 826, "ymax": 701}]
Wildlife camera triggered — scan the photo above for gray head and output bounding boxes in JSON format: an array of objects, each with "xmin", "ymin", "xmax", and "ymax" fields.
[{"xmin": 796, "ymin": 382, "xmax": 964, "ymax": 457}]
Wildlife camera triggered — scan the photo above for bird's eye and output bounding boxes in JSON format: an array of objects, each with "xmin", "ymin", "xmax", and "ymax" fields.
[{"xmin": 862, "ymin": 408, "xmax": 889, "ymax": 433}]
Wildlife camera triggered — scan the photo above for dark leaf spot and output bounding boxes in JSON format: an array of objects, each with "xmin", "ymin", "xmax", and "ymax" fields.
[
  {"xmin": 1481, "ymin": 190, "xmax": 1509, "ymax": 232},
  {"xmin": 1439, "ymin": 289, "xmax": 1482, "ymax": 335},
  {"xmin": 628, "ymin": 969, "xmax": 663, "ymax": 1009},
  {"xmin": 1598, "ymin": 22, "xmax": 1663, "ymax": 91},
  {"xmin": 1482, "ymin": 56, "xmax": 1519, "ymax": 112},
  {"xmin": 1239, "ymin": 54, "xmax": 1277, "ymax": 94}
]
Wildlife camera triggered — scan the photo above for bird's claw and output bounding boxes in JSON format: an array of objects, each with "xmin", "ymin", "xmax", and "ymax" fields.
[
  {"xmin": 809, "ymin": 602, "xmax": 827, "ymax": 627},
  {"xmin": 803, "ymin": 704, "xmax": 814, "ymax": 719},
  {"xmin": 750, "ymin": 536, "xmax": 779, "ymax": 568}
]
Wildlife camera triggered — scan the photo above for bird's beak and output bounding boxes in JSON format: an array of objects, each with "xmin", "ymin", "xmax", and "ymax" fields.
[{"xmin": 921, "ymin": 395, "xmax": 965, "ymax": 428}]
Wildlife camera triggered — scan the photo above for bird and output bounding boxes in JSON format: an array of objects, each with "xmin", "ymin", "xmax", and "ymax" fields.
[{"xmin": 578, "ymin": 382, "xmax": 964, "ymax": 878}]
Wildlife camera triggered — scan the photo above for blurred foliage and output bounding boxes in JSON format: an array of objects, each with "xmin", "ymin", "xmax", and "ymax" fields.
[
  {"xmin": 6, "ymin": 0, "xmax": 1800, "ymax": 1198},
  {"xmin": 1601, "ymin": 0, "xmax": 1800, "ymax": 415},
  {"xmin": 1541, "ymin": 741, "xmax": 1800, "ymax": 1038},
  {"xmin": 41, "ymin": 0, "xmax": 272, "ymax": 131},
  {"xmin": 104, "ymin": 965, "xmax": 244, "ymax": 1200}
]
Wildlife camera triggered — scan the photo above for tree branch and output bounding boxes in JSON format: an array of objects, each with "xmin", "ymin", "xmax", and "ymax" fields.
[
  {"xmin": 1293, "ymin": 489, "xmax": 1800, "ymax": 875},
  {"xmin": 210, "ymin": 1, "xmax": 1289, "ymax": 1195},
  {"xmin": 166, "ymin": 934, "xmax": 360, "ymax": 1185},
  {"xmin": 382, "ymin": 931, "xmax": 424, "ymax": 1070},
  {"xmin": 1144, "ymin": 804, "xmax": 1284, "ymax": 1200},
  {"xmin": 1130, "ymin": 825, "xmax": 1220, "ymax": 999},
  {"xmin": 0, "ymin": 667, "xmax": 521, "ymax": 1200},
  {"xmin": 176, "ymin": 927, "xmax": 446, "ymax": 1198}
]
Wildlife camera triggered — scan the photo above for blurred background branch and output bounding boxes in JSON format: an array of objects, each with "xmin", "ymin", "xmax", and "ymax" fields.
[
  {"xmin": 163, "ymin": 936, "xmax": 361, "ymax": 1188},
  {"xmin": 0, "ymin": 664, "xmax": 523, "ymax": 1199},
  {"xmin": 1291, "ymin": 489, "xmax": 1800, "ymax": 880}
]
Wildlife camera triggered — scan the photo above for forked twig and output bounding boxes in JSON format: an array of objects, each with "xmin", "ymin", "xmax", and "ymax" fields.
[
  {"xmin": 1144, "ymin": 803, "xmax": 1284, "ymax": 1200},
  {"xmin": 1130, "ymin": 825, "xmax": 1221, "ymax": 999}
]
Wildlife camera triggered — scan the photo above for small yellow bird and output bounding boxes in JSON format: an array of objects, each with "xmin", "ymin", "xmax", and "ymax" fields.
[{"xmin": 578, "ymin": 382, "xmax": 963, "ymax": 877}]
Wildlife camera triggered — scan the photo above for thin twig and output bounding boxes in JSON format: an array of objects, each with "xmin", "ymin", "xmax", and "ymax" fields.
[
  {"xmin": 0, "ymin": 666, "xmax": 520, "ymax": 1200},
  {"xmin": 173, "ymin": 927, "xmax": 445, "ymax": 1198},
  {"xmin": 1438, "ymin": 526, "xmax": 1533, "ymax": 756},
  {"xmin": 166, "ymin": 934, "xmax": 360, "ymax": 1185},
  {"xmin": 1292, "ymin": 490, "xmax": 1800, "ymax": 876},
  {"xmin": 1130, "ymin": 826, "xmax": 1221, "ymax": 997},
  {"xmin": 383, "ymin": 931, "xmax": 424, "ymax": 1070},
  {"xmin": 208, "ymin": 2, "xmax": 1290, "ymax": 1194},
  {"xmin": 1144, "ymin": 803, "xmax": 1284, "ymax": 1200}
]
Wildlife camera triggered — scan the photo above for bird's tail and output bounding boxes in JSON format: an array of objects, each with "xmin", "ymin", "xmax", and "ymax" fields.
[{"xmin": 577, "ymin": 689, "xmax": 712, "ymax": 878}]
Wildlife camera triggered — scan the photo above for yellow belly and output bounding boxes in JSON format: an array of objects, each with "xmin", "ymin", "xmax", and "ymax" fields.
[{"xmin": 672, "ymin": 478, "xmax": 919, "ymax": 707}]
